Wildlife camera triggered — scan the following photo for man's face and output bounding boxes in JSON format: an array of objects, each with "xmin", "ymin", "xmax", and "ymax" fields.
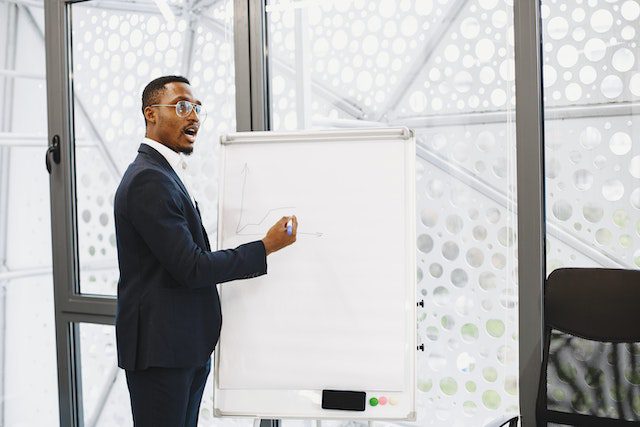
[{"xmin": 145, "ymin": 82, "xmax": 201, "ymax": 155}]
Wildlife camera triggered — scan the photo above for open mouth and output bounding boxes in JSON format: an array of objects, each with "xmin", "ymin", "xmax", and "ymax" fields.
[{"xmin": 183, "ymin": 125, "xmax": 199, "ymax": 142}]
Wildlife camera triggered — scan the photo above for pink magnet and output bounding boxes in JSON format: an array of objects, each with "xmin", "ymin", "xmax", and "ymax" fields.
[{"xmin": 378, "ymin": 396, "xmax": 388, "ymax": 405}]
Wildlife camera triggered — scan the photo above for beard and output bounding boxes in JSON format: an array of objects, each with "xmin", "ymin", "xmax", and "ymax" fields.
[{"xmin": 179, "ymin": 146, "xmax": 194, "ymax": 155}]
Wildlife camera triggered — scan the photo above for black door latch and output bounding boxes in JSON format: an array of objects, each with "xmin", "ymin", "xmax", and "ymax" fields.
[{"xmin": 46, "ymin": 134, "xmax": 61, "ymax": 174}]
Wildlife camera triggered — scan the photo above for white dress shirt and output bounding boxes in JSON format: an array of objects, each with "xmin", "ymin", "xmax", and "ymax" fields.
[{"xmin": 142, "ymin": 137, "xmax": 196, "ymax": 207}]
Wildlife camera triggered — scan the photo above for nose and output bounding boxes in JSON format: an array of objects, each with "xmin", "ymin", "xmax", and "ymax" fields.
[{"xmin": 186, "ymin": 107, "xmax": 199, "ymax": 123}]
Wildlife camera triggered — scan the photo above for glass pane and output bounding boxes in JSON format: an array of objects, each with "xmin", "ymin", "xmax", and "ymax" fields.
[
  {"xmin": 541, "ymin": 0, "xmax": 640, "ymax": 273},
  {"xmin": 266, "ymin": 0, "xmax": 519, "ymax": 424},
  {"xmin": 78, "ymin": 322, "xmax": 256, "ymax": 426},
  {"xmin": 3, "ymin": 276, "xmax": 58, "ymax": 425},
  {"xmin": 79, "ymin": 323, "xmax": 132, "ymax": 426},
  {"xmin": 1, "ymin": 1, "xmax": 59, "ymax": 425},
  {"xmin": 69, "ymin": 0, "xmax": 237, "ymax": 295}
]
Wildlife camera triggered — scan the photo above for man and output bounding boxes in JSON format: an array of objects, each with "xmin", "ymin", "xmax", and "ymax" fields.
[{"xmin": 114, "ymin": 75, "xmax": 297, "ymax": 426}]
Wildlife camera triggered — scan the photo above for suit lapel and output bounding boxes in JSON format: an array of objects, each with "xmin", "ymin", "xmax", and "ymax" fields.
[
  {"xmin": 195, "ymin": 201, "xmax": 212, "ymax": 251},
  {"xmin": 138, "ymin": 144, "xmax": 210, "ymax": 249},
  {"xmin": 138, "ymin": 144, "xmax": 192, "ymax": 204}
]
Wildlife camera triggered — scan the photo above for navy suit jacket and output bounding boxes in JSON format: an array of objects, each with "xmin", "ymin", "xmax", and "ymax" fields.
[{"xmin": 114, "ymin": 143, "xmax": 267, "ymax": 371}]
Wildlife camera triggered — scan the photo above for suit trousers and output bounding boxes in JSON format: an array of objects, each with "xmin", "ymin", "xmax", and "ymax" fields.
[{"xmin": 125, "ymin": 359, "xmax": 211, "ymax": 427}]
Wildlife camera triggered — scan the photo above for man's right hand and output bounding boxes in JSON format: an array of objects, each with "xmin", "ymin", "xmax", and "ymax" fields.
[{"xmin": 262, "ymin": 215, "xmax": 298, "ymax": 255}]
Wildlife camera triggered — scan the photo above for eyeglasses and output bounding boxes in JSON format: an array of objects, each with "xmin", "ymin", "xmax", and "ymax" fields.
[{"xmin": 149, "ymin": 100, "xmax": 207, "ymax": 122}]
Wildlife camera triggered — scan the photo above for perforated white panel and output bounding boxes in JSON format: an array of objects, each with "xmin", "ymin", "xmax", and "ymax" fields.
[{"xmin": 71, "ymin": 1, "xmax": 236, "ymax": 295}]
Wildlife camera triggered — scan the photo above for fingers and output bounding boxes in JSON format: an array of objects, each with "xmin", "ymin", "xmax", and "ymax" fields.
[
  {"xmin": 274, "ymin": 217, "xmax": 288, "ymax": 233},
  {"xmin": 273, "ymin": 215, "xmax": 298, "ymax": 238},
  {"xmin": 264, "ymin": 215, "xmax": 298, "ymax": 256},
  {"xmin": 279, "ymin": 215, "xmax": 297, "ymax": 239}
]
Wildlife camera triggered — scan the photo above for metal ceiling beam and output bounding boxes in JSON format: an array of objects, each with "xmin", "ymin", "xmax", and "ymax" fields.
[
  {"xmin": 0, "ymin": 7, "xmax": 17, "ymax": 130},
  {"xmin": 392, "ymin": 101, "xmax": 640, "ymax": 128},
  {"xmin": 85, "ymin": 366, "xmax": 120, "ymax": 427},
  {"xmin": 0, "ymin": 133, "xmax": 47, "ymax": 146},
  {"xmin": 395, "ymin": 110, "xmax": 513, "ymax": 128},
  {"xmin": 375, "ymin": 0, "xmax": 469, "ymax": 122},
  {"xmin": 293, "ymin": 7, "xmax": 311, "ymax": 128},
  {"xmin": 180, "ymin": 0, "xmax": 197, "ymax": 79},
  {"xmin": 0, "ymin": 262, "xmax": 118, "ymax": 282},
  {"xmin": 415, "ymin": 142, "xmax": 631, "ymax": 269},
  {"xmin": 543, "ymin": 101, "xmax": 640, "ymax": 120},
  {"xmin": 0, "ymin": 68, "xmax": 44, "ymax": 79},
  {"xmin": 191, "ymin": 0, "xmax": 223, "ymax": 13},
  {"xmin": 200, "ymin": 15, "xmax": 367, "ymax": 121},
  {"xmin": 267, "ymin": 58, "xmax": 368, "ymax": 120},
  {"xmin": 66, "ymin": 0, "xmax": 218, "ymax": 16},
  {"xmin": 0, "ymin": 0, "xmax": 41, "ymax": 8},
  {"xmin": 0, "ymin": 266, "xmax": 54, "ymax": 282},
  {"xmin": 204, "ymin": 12, "xmax": 365, "ymax": 119},
  {"xmin": 77, "ymin": 0, "xmax": 180, "ymax": 15},
  {"xmin": 0, "ymin": 132, "xmax": 93, "ymax": 147},
  {"xmin": 311, "ymin": 118, "xmax": 385, "ymax": 128}
]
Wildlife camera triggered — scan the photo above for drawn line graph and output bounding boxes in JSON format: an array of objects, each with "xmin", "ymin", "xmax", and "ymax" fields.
[{"xmin": 235, "ymin": 163, "xmax": 323, "ymax": 238}]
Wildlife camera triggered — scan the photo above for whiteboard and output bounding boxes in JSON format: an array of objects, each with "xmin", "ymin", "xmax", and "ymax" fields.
[{"xmin": 214, "ymin": 128, "xmax": 416, "ymax": 420}]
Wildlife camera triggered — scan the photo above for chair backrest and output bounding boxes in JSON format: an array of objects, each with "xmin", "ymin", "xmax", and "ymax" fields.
[{"xmin": 537, "ymin": 268, "xmax": 640, "ymax": 426}]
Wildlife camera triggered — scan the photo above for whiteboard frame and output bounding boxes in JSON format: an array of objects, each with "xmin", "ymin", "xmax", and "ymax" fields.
[{"xmin": 214, "ymin": 127, "xmax": 416, "ymax": 421}]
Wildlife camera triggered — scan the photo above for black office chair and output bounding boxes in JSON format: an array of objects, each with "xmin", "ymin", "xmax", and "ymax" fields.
[
  {"xmin": 484, "ymin": 414, "xmax": 519, "ymax": 426},
  {"xmin": 537, "ymin": 268, "xmax": 640, "ymax": 426}
]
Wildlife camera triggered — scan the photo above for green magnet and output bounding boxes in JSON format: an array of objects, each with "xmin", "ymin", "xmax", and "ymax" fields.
[{"xmin": 369, "ymin": 397, "xmax": 379, "ymax": 407}]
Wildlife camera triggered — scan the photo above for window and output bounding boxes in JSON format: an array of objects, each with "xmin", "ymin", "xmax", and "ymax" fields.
[
  {"xmin": 541, "ymin": 0, "xmax": 640, "ymax": 272},
  {"xmin": 70, "ymin": 0, "xmax": 237, "ymax": 296},
  {"xmin": 266, "ymin": 0, "xmax": 519, "ymax": 423}
]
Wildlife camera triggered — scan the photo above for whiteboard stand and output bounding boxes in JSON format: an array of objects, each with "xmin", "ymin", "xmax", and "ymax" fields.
[{"xmin": 214, "ymin": 127, "xmax": 416, "ymax": 421}]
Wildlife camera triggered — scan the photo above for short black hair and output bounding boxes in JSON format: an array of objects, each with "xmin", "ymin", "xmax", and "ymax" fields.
[{"xmin": 141, "ymin": 75, "xmax": 190, "ymax": 125}]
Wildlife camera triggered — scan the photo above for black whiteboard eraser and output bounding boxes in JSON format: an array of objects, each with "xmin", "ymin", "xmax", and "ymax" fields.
[{"xmin": 321, "ymin": 390, "xmax": 366, "ymax": 411}]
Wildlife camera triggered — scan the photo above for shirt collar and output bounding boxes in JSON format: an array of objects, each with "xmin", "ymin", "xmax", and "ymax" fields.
[{"xmin": 142, "ymin": 137, "xmax": 187, "ymax": 172}]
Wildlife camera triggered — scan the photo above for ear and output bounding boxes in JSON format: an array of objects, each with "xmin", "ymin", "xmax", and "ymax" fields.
[{"xmin": 144, "ymin": 106, "xmax": 157, "ymax": 125}]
